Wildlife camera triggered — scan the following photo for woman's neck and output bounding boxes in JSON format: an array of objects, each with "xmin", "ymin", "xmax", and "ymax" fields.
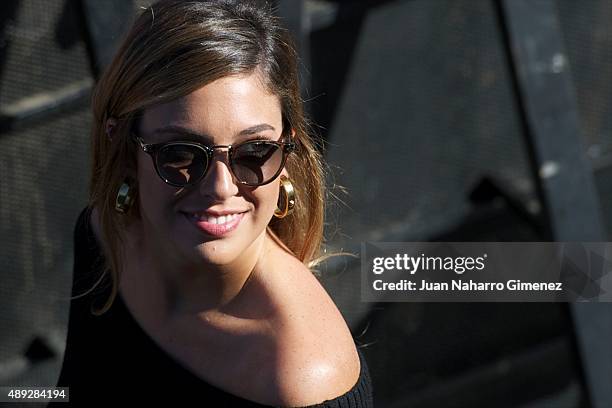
[{"xmin": 119, "ymin": 223, "xmax": 270, "ymax": 322}]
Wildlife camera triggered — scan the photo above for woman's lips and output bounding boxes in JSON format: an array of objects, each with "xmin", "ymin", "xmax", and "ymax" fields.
[{"xmin": 183, "ymin": 211, "xmax": 246, "ymax": 237}]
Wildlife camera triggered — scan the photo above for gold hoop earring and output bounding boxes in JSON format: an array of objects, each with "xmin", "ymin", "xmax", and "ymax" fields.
[
  {"xmin": 115, "ymin": 179, "xmax": 134, "ymax": 214},
  {"xmin": 274, "ymin": 175, "xmax": 295, "ymax": 219}
]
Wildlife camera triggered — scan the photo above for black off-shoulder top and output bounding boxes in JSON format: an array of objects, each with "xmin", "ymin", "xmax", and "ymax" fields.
[{"xmin": 50, "ymin": 207, "xmax": 374, "ymax": 407}]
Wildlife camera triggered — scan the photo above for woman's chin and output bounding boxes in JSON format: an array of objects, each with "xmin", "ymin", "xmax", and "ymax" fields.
[
  {"xmin": 195, "ymin": 243, "xmax": 237, "ymax": 266},
  {"xmin": 169, "ymin": 211, "xmax": 263, "ymax": 266},
  {"xmin": 169, "ymin": 239, "xmax": 237, "ymax": 267}
]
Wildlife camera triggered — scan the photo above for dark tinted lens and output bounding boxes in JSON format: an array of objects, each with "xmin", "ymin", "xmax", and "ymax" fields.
[
  {"xmin": 232, "ymin": 141, "xmax": 283, "ymax": 185},
  {"xmin": 157, "ymin": 144, "xmax": 208, "ymax": 185}
]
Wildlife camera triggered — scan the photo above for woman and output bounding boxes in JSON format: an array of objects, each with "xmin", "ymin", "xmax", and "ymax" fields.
[{"xmin": 53, "ymin": 0, "xmax": 373, "ymax": 406}]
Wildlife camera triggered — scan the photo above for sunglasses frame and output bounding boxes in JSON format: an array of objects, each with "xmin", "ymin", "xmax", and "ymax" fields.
[{"xmin": 132, "ymin": 132, "xmax": 296, "ymax": 187}]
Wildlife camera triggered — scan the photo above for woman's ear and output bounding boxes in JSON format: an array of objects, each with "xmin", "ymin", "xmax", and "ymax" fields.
[{"xmin": 105, "ymin": 117, "xmax": 117, "ymax": 142}]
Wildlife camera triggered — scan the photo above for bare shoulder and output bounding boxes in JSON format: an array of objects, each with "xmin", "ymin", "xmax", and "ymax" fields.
[{"xmin": 258, "ymin": 249, "xmax": 362, "ymax": 406}]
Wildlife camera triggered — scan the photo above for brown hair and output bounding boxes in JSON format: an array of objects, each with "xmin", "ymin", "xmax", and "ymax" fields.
[{"xmin": 86, "ymin": 0, "xmax": 327, "ymax": 315}]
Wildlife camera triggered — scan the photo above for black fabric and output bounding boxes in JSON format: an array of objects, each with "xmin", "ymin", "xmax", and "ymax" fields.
[{"xmin": 50, "ymin": 206, "xmax": 374, "ymax": 407}]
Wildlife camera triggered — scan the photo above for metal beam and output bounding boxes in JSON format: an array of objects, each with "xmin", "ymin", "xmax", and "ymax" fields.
[
  {"xmin": 79, "ymin": 0, "xmax": 135, "ymax": 77},
  {"xmin": 499, "ymin": 1, "xmax": 611, "ymax": 407},
  {"xmin": 0, "ymin": 79, "xmax": 92, "ymax": 133}
]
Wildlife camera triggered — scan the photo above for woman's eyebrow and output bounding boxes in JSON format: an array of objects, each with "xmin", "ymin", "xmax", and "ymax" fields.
[
  {"xmin": 238, "ymin": 123, "xmax": 276, "ymax": 136},
  {"xmin": 152, "ymin": 123, "xmax": 276, "ymax": 141},
  {"xmin": 152, "ymin": 125, "xmax": 204, "ymax": 141}
]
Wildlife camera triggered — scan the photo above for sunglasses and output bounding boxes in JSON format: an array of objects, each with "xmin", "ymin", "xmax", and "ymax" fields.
[{"xmin": 133, "ymin": 132, "xmax": 295, "ymax": 187}]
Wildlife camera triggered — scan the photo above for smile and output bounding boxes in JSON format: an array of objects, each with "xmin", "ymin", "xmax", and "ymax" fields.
[
  {"xmin": 182, "ymin": 211, "xmax": 247, "ymax": 237},
  {"xmin": 187, "ymin": 212, "xmax": 243, "ymax": 224}
]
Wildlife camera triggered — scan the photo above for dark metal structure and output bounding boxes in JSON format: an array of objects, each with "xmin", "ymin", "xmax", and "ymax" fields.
[{"xmin": 500, "ymin": 2, "xmax": 609, "ymax": 407}]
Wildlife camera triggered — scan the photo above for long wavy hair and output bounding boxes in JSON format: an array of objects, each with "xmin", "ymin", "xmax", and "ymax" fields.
[{"xmin": 85, "ymin": 0, "xmax": 327, "ymax": 315}]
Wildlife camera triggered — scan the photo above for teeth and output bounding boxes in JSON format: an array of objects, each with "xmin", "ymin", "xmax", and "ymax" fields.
[{"xmin": 189, "ymin": 213, "xmax": 240, "ymax": 224}]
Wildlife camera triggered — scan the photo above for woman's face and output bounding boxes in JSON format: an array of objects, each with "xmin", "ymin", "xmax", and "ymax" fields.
[{"xmin": 134, "ymin": 73, "xmax": 285, "ymax": 269}]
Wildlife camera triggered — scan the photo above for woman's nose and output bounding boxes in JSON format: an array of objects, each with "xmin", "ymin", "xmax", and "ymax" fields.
[{"xmin": 199, "ymin": 151, "xmax": 239, "ymax": 198}]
